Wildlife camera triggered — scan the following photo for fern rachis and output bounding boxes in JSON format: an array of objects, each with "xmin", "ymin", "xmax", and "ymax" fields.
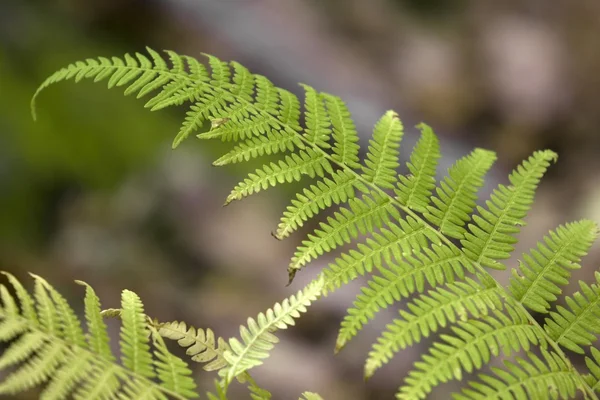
[{"xmin": 28, "ymin": 48, "xmax": 600, "ymax": 399}]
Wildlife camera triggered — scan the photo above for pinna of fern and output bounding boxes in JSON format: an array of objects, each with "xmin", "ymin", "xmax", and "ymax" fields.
[{"xmin": 31, "ymin": 48, "xmax": 600, "ymax": 399}]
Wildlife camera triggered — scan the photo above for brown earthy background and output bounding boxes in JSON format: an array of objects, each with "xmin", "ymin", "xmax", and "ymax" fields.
[{"xmin": 1, "ymin": 1, "xmax": 599, "ymax": 399}]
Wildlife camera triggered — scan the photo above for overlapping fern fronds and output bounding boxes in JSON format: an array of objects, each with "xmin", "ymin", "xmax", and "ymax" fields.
[
  {"xmin": 0, "ymin": 272, "xmax": 198, "ymax": 399},
  {"xmin": 33, "ymin": 48, "xmax": 600, "ymax": 399}
]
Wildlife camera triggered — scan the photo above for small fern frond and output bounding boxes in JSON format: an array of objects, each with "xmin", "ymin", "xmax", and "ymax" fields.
[
  {"xmin": 0, "ymin": 273, "xmax": 199, "ymax": 399},
  {"xmin": 275, "ymin": 170, "xmax": 363, "ymax": 239},
  {"xmin": 364, "ymin": 277, "xmax": 502, "ymax": 379},
  {"xmin": 398, "ymin": 307, "xmax": 544, "ymax": 400},
  {"xmin": 221, "ymin": 277, "xmax": 323, "ymax": 383},
  {"xmin": 31, "ymin": 48, "xmax": 204, "ymax": 121},
  {"xmin": 323, "ymin": 93, "xmax": 360, "ymax": 169},
  {"xmin": 509, "ymin": 220, "xmax": 598, "ymax": 313},
  {"xmin": 289, "ymin": 191, "xmax": 399, "ymax": 271},
  {"xmin": 2, "ymin": 272, "xmax": 38, "ymax": 325},
  {"xmin": 77, "ymin": 281, "xmax": 114, "ymax": 361},
  {"xmin": 156, "ymin": 321, "xmax": 231, "ymax": 371},
  {"xmin": 584, "ymin": 346, "xmax": 600, "ymax": 392},
  {"xmin": 361, "ymin": 111, "xmax": 404, "ymax": 189},
  {"xmin": 424, "ymin": 148, "xmax": 496, "ymax": 239},
  {"xmin": 151, "ymin": 329, "xmax": 198, "ymax": 398},
  {"xmin": 453, "ymin": 350, "xmax": 583, "ymax": 400},
  {"xmin": 544, "ymin": 272, "xmax": 600, "ymax": 354},
  {"xmin": 301, "ymin": 84, "xmax": 331, "ymax": 149},
  {"xmin": 461, "ymin": 150, "xmax": 558, "ymax": 270},
  {"xmin": 213, "ymin": 131, "xmax": 301, "ymax": 166},
  {"xmin": 225, "ymin": 149, "xmax": 332, "ymax": 205},
  {"xmin": 395, "ymin": 123, "xmax": 441, "ymax": 213},
  {"xmin": 120, "ymin": 289, "xmax": 155, "ymax": 379},
  {"xmin": 335, "ymin": 245, "xmax": 475, "ymax": 353}
]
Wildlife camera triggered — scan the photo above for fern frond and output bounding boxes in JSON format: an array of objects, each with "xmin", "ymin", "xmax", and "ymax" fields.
[
  {"xmin": 398, "ymin": 307, "xmax": 544, "ymax": 399},
  {"xmin": 225, "ymin": 148, "xmax": 332, "ymax": 205},
  {"xmin": 31, "ymin": 48, "xmax": 204, "ymax": 121},
  {"xmin": 221, "ymin": 277, "xmax": 323, "ymax": 383},
  {"xmin": 364, "ymin": 277, "xmax": 502, "ymax": 379},
  {"xmin": 0, "ymin": 273, "xmax": 199, "ymax": 399},
  {"xmin": 213, "ymin": 131, "xmax": 301, "ymax": 166},
  {"xmin": 544, "ymin": 272, "xmax": 600, "ymax": 354},
  {"xmin": 77, "ymin": 281, "xmax": 114, "ymax": 361},
  {"xmin": 321, "ymin": 216, "xmax": 439, "ymax": 293},
  {"xmin": 120, "ymin": 289, "xmax": 155, "ymax": 379},
  {"xmin": 156, "ymin": 321, "xmax": 230, "ymax": 371},
  {"xmin": 424, "ymin": 148, "xmax": 496, "ymax": 239},
  {"xmin": 395, "ymin": 123, "xmax": 441, "ymax": 212},
  {"xmin": 289, "ymin": 191, "xmax": 399, "ymax": 271},
  {"xmin": 453, "ymin": 350, "xmax": 583, "ymax": 400},
  {"xmin": 509, "ymin": 220, "xmax": 598, "ymax": 313},
  {"xmin": 584, "ymin": 346, "xmax": 600, "ymax": 392},
  {"xmin": 361, "ymin": 111, "xmax": 404, "ymax": 189},
  {"xmin": 275, "ymin": 170, "xmax": 363, "ymax": 239},
  {"xmin": 335, "ymin": 245, "xmax": 475, "ymax": 353},
  {"xmin": 151, "ymin": 329, "xmax": 198, "ymax": 398},
  {"xmin": 461, "ymin": 150, "xmax": 557, "ymax": 270},
  {"xmin": 323, "ymin": 93, "xmax": 360, "ymax": 169},
  {"xmin": 301, "ymin": 84, "xmax": 331, "ymax": 149}
]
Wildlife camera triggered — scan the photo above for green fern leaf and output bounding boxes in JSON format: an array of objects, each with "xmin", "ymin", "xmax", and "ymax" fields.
[
  {"xmin": 424, "ymin": 148, "xmax": 496, "ymax": 239},
  {"xmin": 151, "ymin": 329, "xmax": 198, "ymax": 398},
  {"xmin": 584, "ymin": 346, "xmax": 600, "ymax": 392},
  {"xmin": 453, "ymin": 350, "xmax": 583, "ymax": 400},
  {"xmin": 321, "ymin": 216, "xmax": 439, "ymax": 293},
  {"xmin": 544, "ymin": 272, "xmax": 600, "ymax": 354},
  {"xmin": 398, "ymin": 307, "xmax": 544, "ymax": 399},
  {"xmin": 225, "ymin": 149, "xmax": 332, "ymax": 205},
  {"xmin": 33, "ymin": 276, "xmax": 60, "ymax": 335},
  {"xmin": 461, "ymin": 150, "xmax": 557, "ymax": 270},
  {"xmin": 361, "ymin": 111, "xmax": 404, "ymax": 189},
  {"xmin": 221, "ymin": 277, "xmax": 323, "ymax": 383},
  {"xmin": 77, "ymin": 281, "xmax": 114, "ymax": 361},
  {"xmin": 0, "ymin": 273, "xmax": 199, "ymax": 399},
  {"xmin": 323, "ymin": 93, "xmax": 360, "ymax": 168},
  {"xmin": 509, "ymin": 220, "xmax": 598, "ymax": 313},
  {"xmin": 301, "ymin": 84, "xmax": 331, "ymax": 149},
  {"xmin": 289, "ymin": 191, "xmax": 400, "ymax": 271},
  {"xmin": 31, "ymin": 48, "xmax": 198, "ymax": 121},
  {"xmin": 120, "ymin": 289, "xmax": 155, "ymax": 379},
  {"xmin": 278, "ymin": 88, "xmax": 302, "ymax": 131},
  {"xmin": 213, "ymin": 131, "xmax": 301, "ymax": 166},
  {"xmin": 335, "ymin": 245, "xmax": 474, "ymax": 353},
  {"xmin": 156, "ymin": 321, "xmax": 230, "ymax": 371},
  {"xmin": 364, "ymin": 277, "xmax": 502, "ymax": 379},
  {"xmin": 275, "ymin": 170, "xmax": 363, "ymax": 239},
  {"xmin": 395, "ymin": 123, "xmax": 441, "ymax": 212}
]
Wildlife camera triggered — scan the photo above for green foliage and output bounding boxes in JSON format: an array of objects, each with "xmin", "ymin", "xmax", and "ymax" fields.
[
  {"xmin": 0, "ymin": 273, "xmax": 198, "ymax": 399},
  {"xmin": 31, "ymin": 48, "xmax": 600, "ymax": 400}
]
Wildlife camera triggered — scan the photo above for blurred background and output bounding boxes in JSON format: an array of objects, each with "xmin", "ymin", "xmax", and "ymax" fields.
[{"xmin": 1, "ymin": 0, "xmax": 600, "ymax": 399}]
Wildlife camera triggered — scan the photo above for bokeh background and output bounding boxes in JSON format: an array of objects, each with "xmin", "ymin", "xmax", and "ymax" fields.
[{"xmin": 1, "ymin": 1, "xmax": 600, "ymax": 399}]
